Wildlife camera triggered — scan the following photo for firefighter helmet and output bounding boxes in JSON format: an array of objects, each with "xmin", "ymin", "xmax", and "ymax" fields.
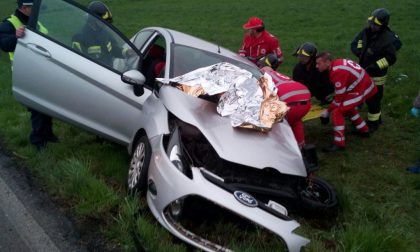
[
  {"xmin": 257, "ymin": 53, "xmax": 279, "ymax": 69},
  {"xmin": 293, "ymin": 42, "xmax": 317, "ymax": 58},
  {"xmin": 88, "ymin": 1, "xmax": 113, "ymax": 23},
  {"xmin": 368, "ymin": 8, "xmax": 390, "ymax": 26}
]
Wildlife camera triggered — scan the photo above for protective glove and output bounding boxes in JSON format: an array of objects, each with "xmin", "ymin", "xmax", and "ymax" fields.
[{"xmin": 320, "ymin": 109, "xmax": 330, "ymax": 125}]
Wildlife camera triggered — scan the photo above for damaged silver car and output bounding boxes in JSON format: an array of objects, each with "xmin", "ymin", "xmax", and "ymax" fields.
[{"xmin": 12, "ymin": 0, "xmax": 337, "ymax": 251}]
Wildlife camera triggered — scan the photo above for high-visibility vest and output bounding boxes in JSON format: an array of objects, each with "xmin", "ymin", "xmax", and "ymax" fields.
[{"xmin": 7, "ymin": 14, "xmax": 48, "ymax": 62}]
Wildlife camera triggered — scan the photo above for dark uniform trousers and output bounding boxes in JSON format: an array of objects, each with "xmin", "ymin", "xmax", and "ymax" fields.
[{"xmin": 28, "ymin": 108, "xmax": 55, "ymax": 146}]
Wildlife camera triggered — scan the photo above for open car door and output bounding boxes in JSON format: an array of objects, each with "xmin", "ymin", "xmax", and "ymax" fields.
[{"xmin": 12, "ymin": 0, "xmax": 149, "ymax": 145}]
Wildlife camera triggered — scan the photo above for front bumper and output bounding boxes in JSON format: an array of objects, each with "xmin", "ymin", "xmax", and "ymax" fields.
[{"xmin": 146, "ymin": 135, "xmax": 309, "ymax": 251}]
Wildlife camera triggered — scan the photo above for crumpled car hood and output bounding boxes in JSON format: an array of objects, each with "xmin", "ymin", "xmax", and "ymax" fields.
[{"xmin": 159, "ymin": 85, "xmax": 306, "ymax": 176}]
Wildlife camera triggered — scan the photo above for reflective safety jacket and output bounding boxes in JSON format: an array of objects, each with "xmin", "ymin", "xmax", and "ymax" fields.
[
  {"xmin": 239, "ymin": 30, "xmax": 283, "ymax": 66},
  {"xmin": 262, "ymin": 68, "xmax": 311, "ymax": 103},
  {"xmin": 0, "ymin": 10, "xmax": 47, "ymax": 63},
  {"xmin": 350, "ymin": 26, "xmax": 400, "ymax": 81},
  {"xmin": 328, "ymin": 59, "xmax": 377, "ymax": 112}
]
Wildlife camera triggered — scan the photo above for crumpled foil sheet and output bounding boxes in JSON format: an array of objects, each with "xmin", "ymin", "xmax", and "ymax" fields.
[
  {"xmin": 218, "ymin": 73, "xmax": 289, "ymax": 131},
  {"xmin": 157, "ymin": 63, "xmax": 288, "ymax": 131},
  {"xmin": 157, "ymin": 62, "xmax": 252, "ymax": 95}
]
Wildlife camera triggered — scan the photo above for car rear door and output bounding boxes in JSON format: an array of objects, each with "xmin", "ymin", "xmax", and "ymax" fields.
[{"xmin": 12, "ymin": 0, "xmax": 150, "ymax": 145}]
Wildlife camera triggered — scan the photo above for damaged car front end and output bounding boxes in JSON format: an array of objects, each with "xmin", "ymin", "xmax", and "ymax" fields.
[{"xmin": 128, "ymin": 85, "xmax": 318, "ymax": 251}]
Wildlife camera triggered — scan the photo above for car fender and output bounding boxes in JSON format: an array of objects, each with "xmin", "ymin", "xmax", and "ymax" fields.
[{"xmin": 128, "ymin": 92, "xmax": 169, "ymax": 154}]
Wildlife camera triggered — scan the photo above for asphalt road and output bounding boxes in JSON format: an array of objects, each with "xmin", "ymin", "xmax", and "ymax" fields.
[{"xmin": 0, "ymin": 146, "xmax": 86, "ymax": 252}]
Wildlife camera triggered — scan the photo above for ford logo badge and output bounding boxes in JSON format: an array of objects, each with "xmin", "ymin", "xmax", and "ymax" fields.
[{"xmin": 233, "ymin": 191, "xmax": 258, "ymax": 207}]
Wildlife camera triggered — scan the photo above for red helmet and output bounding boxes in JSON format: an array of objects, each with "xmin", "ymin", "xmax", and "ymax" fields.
[{"xmin": 242, "ymin": 17, "xmax": 264, "ymax": 29}]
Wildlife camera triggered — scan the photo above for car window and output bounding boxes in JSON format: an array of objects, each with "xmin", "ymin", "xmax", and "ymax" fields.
[
  {"xmin": 142, "ymin": 36, "xmax": 166, "ymax": 86},
  {"xmin": 171, "ymin": 44, "xmax": 261, "ymax": 78},
  {"xmin": 34, "ymin": 0, "xmax": 139, "ymax": 73},
  {"xmin": 133, "ymin": 30, "xmax": 154, "ymax": 51}
]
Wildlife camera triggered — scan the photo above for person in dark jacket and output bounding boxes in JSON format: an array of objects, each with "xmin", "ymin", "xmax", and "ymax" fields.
[
  {"xmin": 0, "ymin": 0, "xmax": 58, "ymax": 150},
  {"xmin": 292, "ymin": 42, "xmax": 334, "ymax": 105},
  {"xmin": 351, "ymin": 8, "xmax": 402, "ymax": 132}
]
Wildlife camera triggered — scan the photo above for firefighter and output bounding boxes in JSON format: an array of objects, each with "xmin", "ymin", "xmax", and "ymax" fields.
[
  {"xmin": 292, "ymin": 42, "xmax": 334, "ymax": 105},
  {"xmin": 72, "ymin": 1, "xmax": 131, "ymax": 68},
  {"xmin": 239, "ymin": 17, "xmax": 283, "ymax": 69},
  {"xmin": 315, "ymin": 52, "xmax": 377, "ymax": 152},
  {"xmin": 258, "ymin": 54, "xmax": 311, "ymax": 148},
  {"xmin": 0, "ymin": 0, "xmax": 58, "ymax": 151},
  {"xmin": 350, "ymin": 8, "xmax": 401, "ymax": 132}
]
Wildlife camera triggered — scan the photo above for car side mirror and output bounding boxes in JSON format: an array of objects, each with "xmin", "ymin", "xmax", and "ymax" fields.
[{"xmin": 121, "ymin": 70, "xmax": 146, "ymax": 96}]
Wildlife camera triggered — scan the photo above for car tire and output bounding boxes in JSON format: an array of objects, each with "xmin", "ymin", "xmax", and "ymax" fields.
[
  {"xmin": 298, "ymin": 177, "xmax": 339, "ymax": 218},
  {"xmin": 127, "ymin": 135, "xmax": 152, "ymax": 194}
]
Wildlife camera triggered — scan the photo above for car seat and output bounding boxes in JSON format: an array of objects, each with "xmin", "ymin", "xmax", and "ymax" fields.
[{"xmin": 144, "ymin": 44, "xmax": 165, "ymax": 86}]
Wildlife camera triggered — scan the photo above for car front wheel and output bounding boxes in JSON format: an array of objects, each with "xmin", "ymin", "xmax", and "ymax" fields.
[
  {"xmin": 298, "ymin": 176, "xmax": 339, "ymax": 218},
  {"xmin": 127, "ymin": 135, "xmax": 151, "ymax": 194}
]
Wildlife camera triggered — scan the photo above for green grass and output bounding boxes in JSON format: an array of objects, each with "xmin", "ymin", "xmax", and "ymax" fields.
[{"xmin": 1, "ymin": 0, "xmax": 419, "ymax": 251}]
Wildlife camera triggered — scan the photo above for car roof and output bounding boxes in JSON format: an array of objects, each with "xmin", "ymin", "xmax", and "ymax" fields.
[{"xmin": 140, "ymin": 27, "xmax": 256, "ymax": 68}]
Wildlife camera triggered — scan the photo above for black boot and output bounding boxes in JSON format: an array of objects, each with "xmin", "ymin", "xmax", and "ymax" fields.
[
  {"xmin": 322, "ymin": 144, "xmax": 345, "ymax": 153},
  {"xmin": 367, "ymin": 120, "xmax": 379, "ymax": 133}
]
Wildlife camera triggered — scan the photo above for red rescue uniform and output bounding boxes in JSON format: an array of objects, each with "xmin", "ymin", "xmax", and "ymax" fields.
[
  {"xmin": 328, "ymin": 59, "xmax": 377, "ymax": 147},
  {"xmin": 239, "ymin": 31, "xmax": 284, "ymax": 66},
  {"xmin": 262, "ymin": 68, "xmax": 311, "ymax": 148}
]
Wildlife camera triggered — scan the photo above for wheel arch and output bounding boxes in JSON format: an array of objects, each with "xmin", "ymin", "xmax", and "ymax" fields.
[{"xmin": 128, "ymin": 128, "xmax": 148, "ymax": 155}]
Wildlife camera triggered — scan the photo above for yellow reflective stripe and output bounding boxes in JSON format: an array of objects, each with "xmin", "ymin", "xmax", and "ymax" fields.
[
  {"xmin": 8, "ymin": 52, "xmax": 14, "ymax": 61},
  {"xmin": 7, "ymin": 15, "xmax": 21, "ymax": 29},
  {"xmin": 265, "ymin": 57, "xmax": 272, "ymax": 67},
  {"xmin": 72, "ymin": 42, "xmax": 82, "ymax": 52},
  {"xmin": 102, "ymin": 11, "xmax": 112, "ymax": 20},
  {"xmin": 376, "ymin": 58, "xmax": 389, "ymax": 69},
  {"xmin": 102, "ymin": 12, "xmax": 110, "ymax": 20},
  {"xmin": 37, "ymin": 22, "xmax": 48, "ymax": 35},
  {"xmin": 357, "ymin": 40, "xmax": 363, "ymax": 49},
  {"xmin": 88, "ymin": 46, "xmax": 101, "ymax": 54},
  {"xmin": 300, "ymin": 49, "xmax": 310, "ymax": 56},
  {"xmin": 106, "ymin": 42, "xmax": 112, "ymax": 52},
  {"xmin": 7, "ymin": 15, "xmax": 22, "ymax": 62},
  {"xmin": 368, "ymin": 112, "xmax": 381, "ymax": 121},
  {"xmin": 372, "ymin": 75, "xmax": 387, "ymax": 85},
  {"xmin": 368, "ymin": 16, "xmax": 382, "ymax": 26}
]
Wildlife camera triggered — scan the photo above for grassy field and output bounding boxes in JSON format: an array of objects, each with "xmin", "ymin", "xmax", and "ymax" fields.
[{"xmin": 1, "ymin": 0, "xmax": 419, "ymax": 251}]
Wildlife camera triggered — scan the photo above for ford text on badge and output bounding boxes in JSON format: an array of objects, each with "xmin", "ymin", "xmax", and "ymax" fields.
[{"xmin": 233, "ymin": 191, "xmax": 258, "ymax": 207}]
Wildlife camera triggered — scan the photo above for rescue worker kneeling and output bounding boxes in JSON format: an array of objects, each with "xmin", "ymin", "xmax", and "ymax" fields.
[
  {"xmin": 258, "ymin": 54, "xmax": 311, "ymax": 149},
  {"xmin": 315, "ymin": 52, "xmax": 377, "ymax": 153}
]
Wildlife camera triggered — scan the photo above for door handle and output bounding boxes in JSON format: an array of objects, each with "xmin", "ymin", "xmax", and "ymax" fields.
[{"xmin": 27, "ymin": 43, "xmax": 51, "ymax": 58}]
